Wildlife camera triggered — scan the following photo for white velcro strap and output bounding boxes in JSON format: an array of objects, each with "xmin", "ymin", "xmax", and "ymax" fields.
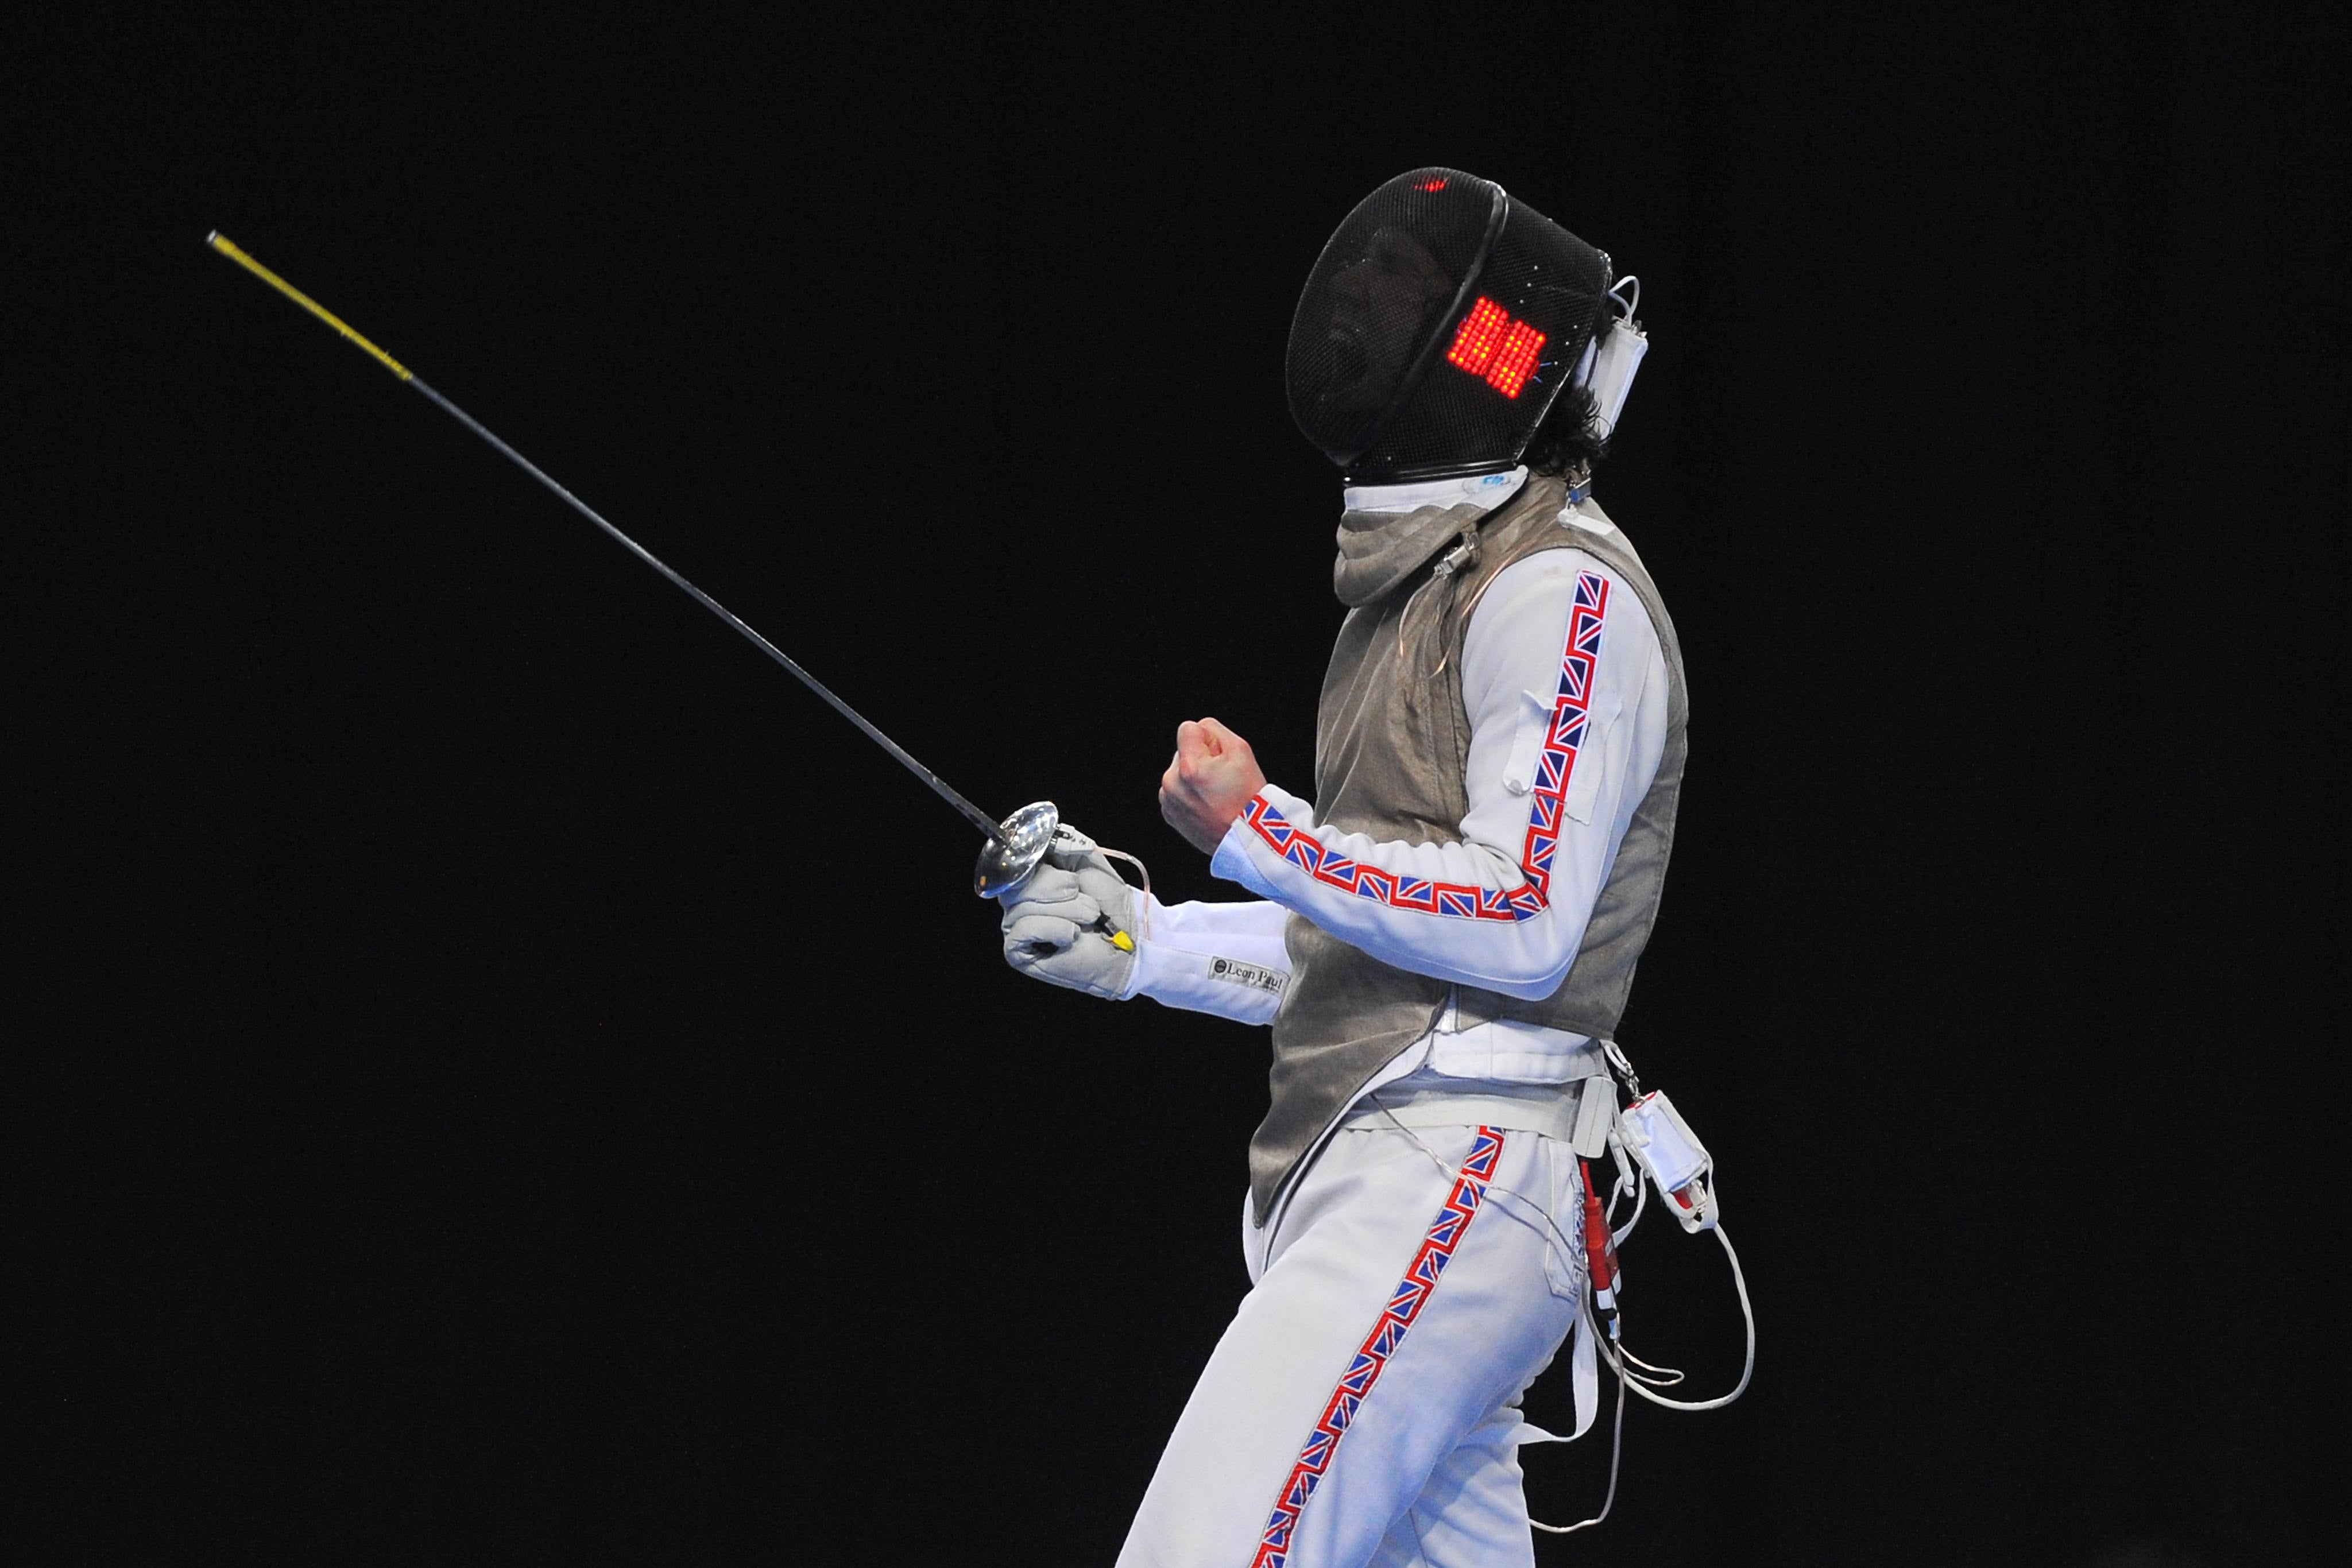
[
  {"xmin": 1344, "ymin": 1082, "xmax": 1583, "ymax": 1144},
  {"xmin": 1512, "ymin": 1300, "xmax": 1601, "ymax": 1446}
]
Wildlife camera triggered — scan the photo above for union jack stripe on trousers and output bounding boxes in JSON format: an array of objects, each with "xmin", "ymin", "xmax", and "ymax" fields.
[
  {"xmin": 1241, "ymin": 569, "xmax": 1612, "ymax": 920},
  {"xmin": 1248, "ymin": 1126, "xmax": 1509, "ymax": 1568}
]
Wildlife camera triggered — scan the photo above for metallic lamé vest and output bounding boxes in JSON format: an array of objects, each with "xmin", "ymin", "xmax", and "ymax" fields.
[{"xmin": 1250, "ymin": 475, "xmax": 1689, "ymax": 1221}]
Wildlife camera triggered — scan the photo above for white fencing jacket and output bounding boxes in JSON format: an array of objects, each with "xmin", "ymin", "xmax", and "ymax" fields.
[{"xmin": 1128, "ymin": 472, "xmax": 1669, "ymax": 1084}]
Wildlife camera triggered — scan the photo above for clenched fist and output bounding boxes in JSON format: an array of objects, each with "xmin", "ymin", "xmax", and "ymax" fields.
[{"xmin": 1159, "ymin": 717, "xmax": 1268, "ymax": 853}]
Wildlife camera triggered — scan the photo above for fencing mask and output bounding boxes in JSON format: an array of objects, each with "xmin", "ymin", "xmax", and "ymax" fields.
[{"xmin": 1287, "ymin": 168, "xmax": 1618, "ymax": 483}]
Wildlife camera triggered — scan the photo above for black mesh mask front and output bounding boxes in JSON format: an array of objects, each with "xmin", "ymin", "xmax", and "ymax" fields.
[{"xmin": 1286, "ymin": 168, "xmax": 1614, "ymax": 484}]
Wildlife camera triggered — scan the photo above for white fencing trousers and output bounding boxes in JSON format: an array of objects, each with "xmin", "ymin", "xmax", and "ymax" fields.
[{"xmin": 1119, "ymin": 1122, "xmax": 1587, "ymax": 1567}]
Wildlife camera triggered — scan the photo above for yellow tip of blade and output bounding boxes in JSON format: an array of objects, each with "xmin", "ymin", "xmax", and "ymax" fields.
[{"xmin": 205, "ymin": 230, "xmax": 412, "ymax": 382}]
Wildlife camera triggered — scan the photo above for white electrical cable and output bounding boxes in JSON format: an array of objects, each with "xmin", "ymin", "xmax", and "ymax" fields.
[
  {"xmin": 1614, "ymin": 1345, "xmax": 1685, "ymax": 1387},
  {"xmin": 1097, "ymin": 845, "xmax": 1154, "ymax": 938},
  {"xmin": 1601, "ymin": 1221, "xmax": 1755, "ymax": 1412},
  {"xmin": 1530, "ymin": 1323, "xmax": 1626, "ymax": 1536},
  {"xmin": 1611, "ymin": 1166, "xmax": 1648, "ymax": 1247}
]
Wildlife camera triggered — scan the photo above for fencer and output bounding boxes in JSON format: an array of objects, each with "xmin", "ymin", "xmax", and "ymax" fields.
[{"xmin": 997, "ymin": 168, "xmax": 1684, "ymax": 1566}]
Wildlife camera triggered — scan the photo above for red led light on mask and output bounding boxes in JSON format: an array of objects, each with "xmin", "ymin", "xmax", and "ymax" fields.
[
  {"xmin": 1488, "ymin": 319, "xmax": 1545, "ymax": 397},
  {"xmin": 1445, "ymin": 297, "xmax": 1548, "ymax": 398},
  {"xmin": 1417, "ymin": 178, "xmax": 1449, "ymax": 191},
  {"xmin": 1447, "ymin": 297, "xmax": 1508, "ymax": 374}
]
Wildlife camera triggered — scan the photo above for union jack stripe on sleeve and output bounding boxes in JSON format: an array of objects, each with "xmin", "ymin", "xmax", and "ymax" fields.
[{"xmin": 1241, "ymin": 570, "xmax": 1612, "ymax": 923}]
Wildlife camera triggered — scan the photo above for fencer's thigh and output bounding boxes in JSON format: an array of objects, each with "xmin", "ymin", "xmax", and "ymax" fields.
[
  {"xmin": 1119, "ymin": 1125, "xmax": 1581, "ymax": 1568},
  {"xmin": 1362, "ymin": 1401, "xmax": 1540, "ymax": 1568}
]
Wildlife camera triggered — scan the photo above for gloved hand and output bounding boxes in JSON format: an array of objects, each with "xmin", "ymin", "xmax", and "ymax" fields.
[{"xmin": 998, "ymin": 824, "xmax": 1140, "ymax": 1001}]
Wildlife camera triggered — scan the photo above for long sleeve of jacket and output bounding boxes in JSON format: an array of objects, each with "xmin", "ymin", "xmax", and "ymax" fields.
[
  {"xmin": 1208, "ymin": 549, "xmax": 1668, "ymax": 1002},
  {"xmin": 1124, "ymin": 896, "xmax": 1292, "ymax": 1025}
]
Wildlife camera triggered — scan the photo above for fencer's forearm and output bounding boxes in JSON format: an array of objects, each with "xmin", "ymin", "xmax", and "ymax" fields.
[
  {"xmin": 1124, "ymin": 896, "xmax": 1291, "ymax": 1024},
  {"xmin": 1146, "ymin": 895, "xmax": 1293, "ymax": 970},
  {"xmin": 1129, "ymin": 941, "xmax": 1287, "ymax": 1023},
  {"xmin": 1210, "ymin": 787, "xmax": 1583, "ymax": 1000}
]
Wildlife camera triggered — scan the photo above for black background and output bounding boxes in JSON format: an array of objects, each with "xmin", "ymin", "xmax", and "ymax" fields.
[{"xmin": 21, "ymin": 7, "xmax": 2343, "ymax": 1564}]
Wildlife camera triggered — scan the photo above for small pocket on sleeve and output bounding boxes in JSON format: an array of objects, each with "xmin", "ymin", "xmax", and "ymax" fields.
[
  {"xmin": 1499, "ymin": 688, "xmax": 1554, "ymax": 799},
  {"xmin": 1561, "ymin": 689, "xmax": 1623, "ymax": 825}
]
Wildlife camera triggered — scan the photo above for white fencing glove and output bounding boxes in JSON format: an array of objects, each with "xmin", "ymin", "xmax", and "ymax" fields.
[{"xmin": 999, "ymin": 824, "xmax": 1140, "ymax": 1001}]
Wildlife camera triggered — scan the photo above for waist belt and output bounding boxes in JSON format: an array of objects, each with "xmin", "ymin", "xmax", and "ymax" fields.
[{"xmin": 1341, "ymin": 1074, "xmax": 1615, "ymax": 1153}]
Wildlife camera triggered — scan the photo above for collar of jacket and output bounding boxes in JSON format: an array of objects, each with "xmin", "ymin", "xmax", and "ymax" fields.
[{"xmin": 1332, "ymin": 467, "xmax": 1530, "ymax": 608}]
